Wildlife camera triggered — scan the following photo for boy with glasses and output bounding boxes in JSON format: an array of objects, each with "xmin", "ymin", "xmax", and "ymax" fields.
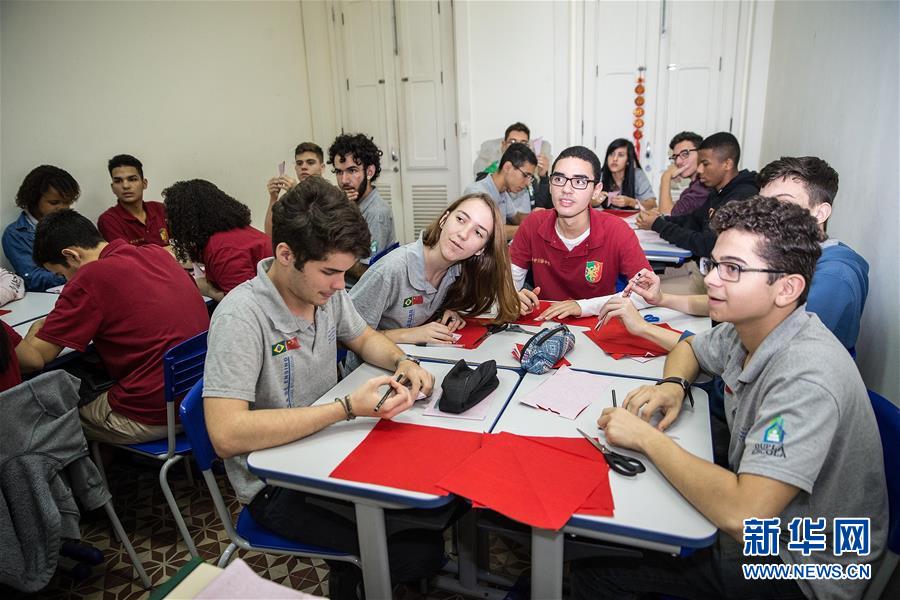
[
  {"xmin": 464, "ymin": 143, "xmax": 538, "ymax": 239},
  {"xmin": 572, "ymin": 196, "xmax": 886, "ymax": 600},
  {"xmin": 509, "ymin": 146, "xmax": 650, "ymax": 320},
  {"xmin": 658, "ymin": 131, "xmax": 709, "ymax": 216}
]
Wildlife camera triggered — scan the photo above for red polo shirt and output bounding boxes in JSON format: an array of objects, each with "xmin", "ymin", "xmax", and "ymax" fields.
[
  {"xmin": 202, "ymin": 226, "xmax": 272, "ymax": 294},
  {"xmin": 509, "ymin": 208, "xmax": 650, "ymax": 300},
  {"xmin": 97, "ymin": 201, "xmax": 170, "ymax": 247},
  {"xmin": 37, "ymin": 240, "xmax": 209, "ymax": 425},
  {"xmin": 0, "ymin": 321, "xmax": 22, "ymax": 392}
]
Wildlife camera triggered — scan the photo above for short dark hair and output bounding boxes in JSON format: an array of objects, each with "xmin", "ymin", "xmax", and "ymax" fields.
[
  {"xmin": 328, "ymin": 134, "xmax": 383, "ymax": 182},
  {"xmin": 273, "ymin": 177, "xmax": 371, "ymax": 271},
  {"xmin": 15, "ymin": 165, "xmax": 80, "ymax": 213},
  {"xmin": 108, "ymin": 154, "xmax": 144, "ymax": 178},
  {"xmin": 33, "ymin": 209, "xmax": 104, "ymax": 267},
  {"xmin": 498, "ymin": 143, "xmax": 537, "ymax": 171},
  {"xmin": 699, "ymin": 132, "xmax": 741, "ymax": 166},
  {"xmin": 551, "ymin": 146, "xmax": 603, "ymax": 181},
  {"xmin": 504, "ymin": 122, "xmax": 530, "ymax": 140},
  {"xmin": 669, "ymin": 131, "xmax": 703, "ymax": 150},
  {"xmin": 294, "ymin": 142, "xmax": 324, "ymax": 162},
  {"xmin": 758, "ymin": 156, "xmax": 839, "ymax": 207},
  {"xmin": 711, "ymin": 195, "xmax": 821, "ymax": 305}
]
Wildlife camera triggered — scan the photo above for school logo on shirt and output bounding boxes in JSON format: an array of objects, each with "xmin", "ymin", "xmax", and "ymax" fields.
[
  {"xmin": 763, "ymin": 416, "xmax": 785, "ymax": 444},
  {"xmin": 271, "ymin": 336, "xmax": 301, "ymax": 355},
  {"xmin": 371, "ymin": 240, "xmax": 378, "ymax": 254},
  {"xmin": 160, "ymin": 227, "xmax": 169, "ymax": 243},
  {"xmin": 402, "ymin": 295, "xmax": 425, "ymax": 308},
  {"xmin": 584, "ymin": 261, "xmax": 603, "ymax": 284}
]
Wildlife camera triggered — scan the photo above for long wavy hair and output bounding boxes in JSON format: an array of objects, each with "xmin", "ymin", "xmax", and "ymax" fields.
[
  {"xmin": 599, "ymin": 138, "xmax": 642, "ymax": 204},
  {"xmin": 163, "ymin": 179, "xmax": 253, "ymax": 264},
  {"xmin": 422, "ymin": 193, "xmax": 520, "ymax": 323}
]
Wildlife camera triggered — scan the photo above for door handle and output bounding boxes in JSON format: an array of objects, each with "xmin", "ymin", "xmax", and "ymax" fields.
[{"xmin": 391, "ymin": 150, "xmax": 399, "ymax": 162}]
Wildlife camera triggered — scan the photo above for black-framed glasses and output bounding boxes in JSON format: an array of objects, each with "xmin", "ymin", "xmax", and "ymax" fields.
[
  {"xmin": 699, "ymin": 257, "xmax": 785, "ymax": 283},
  {"xmin": 549, "ymin": 174, "xmax": 597, "ymax": 190},
  {"xmin": 669, "ymin": 148, "xmax": 698, "ymax": 162},
  {"xmin": 515, "ymin": 165, "xmax": 535, "ymax": 183}
]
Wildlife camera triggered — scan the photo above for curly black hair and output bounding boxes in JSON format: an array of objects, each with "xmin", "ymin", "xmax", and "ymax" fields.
[
  {"xmin": 15, "ymin": 165, "xmax": 80, "ymax": 213},
  {"xmin": 711, "ymin": 195, "xmax": 822, "ymax": 304},
  {"xmin": 327, "ymin": 133, "xmax": 383, "ymax": 182},
  {"xmin": 162, "ymin": 179, "xmax": 252, "ymax": 263}
]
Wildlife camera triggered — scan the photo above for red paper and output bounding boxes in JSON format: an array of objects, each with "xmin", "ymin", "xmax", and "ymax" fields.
[
  {"xmin": 330, "ymin": 421, "xmax": 484, "ymax": 495},
  {"xmin": 512, "ymin": 343, "xmax": 570, "ymax": 368},
  {"xmin": 454, "ymin": 319, "xmax": 490, "ymax": 349},
  {"xmin": 0, "ymin": 310, "xmax": 10, "ymax": 316},
  {"xmin": 602, "ymin": 208, "xmax": 640, "ymax": 218},
  {"xmin": 437, "ymin": 432, "xmax": 611, "ymax": 530},
  {"xmin": 516, "ymin": 301, "xmax": 598, "ymax": 328},
  {"xmin": 584, "ymin": 318, "xmax": 682, "ymax": 359}
]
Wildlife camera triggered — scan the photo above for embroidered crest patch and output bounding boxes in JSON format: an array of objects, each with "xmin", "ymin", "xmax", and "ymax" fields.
[{"xmin": 585, "ymin": 261, "xmax": 602, "ymax": 284}]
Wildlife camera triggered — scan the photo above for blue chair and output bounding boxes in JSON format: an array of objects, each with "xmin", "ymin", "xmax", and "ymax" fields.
[
  {"xmin": 90, "ymin": 331, "xmax": 208, "ymax": 558},
  {"xmin": 370, "ymin": 241, "xmax": 400, "ymax": 265},
  {"xmin": 179, "ymin": 378, "xmax": 360, "ymax": 568},
  {"xmin": 863, "ymin": 389, "xmax": 900, "ymax": 599}
]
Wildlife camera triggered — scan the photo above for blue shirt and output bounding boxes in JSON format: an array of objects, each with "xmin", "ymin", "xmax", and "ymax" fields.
[
  {"xmin": 806, "ymin": 239, "xmax": 869, "ymax": 351},
  {"xmin": 2, "ymin": 211, "xmax": 66, "ymax": 292}
]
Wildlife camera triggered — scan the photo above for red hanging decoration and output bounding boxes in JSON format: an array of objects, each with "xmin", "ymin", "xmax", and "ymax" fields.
[{"xmin": 633, "ymin": 67, "xmax": 646, "ymax": 157}]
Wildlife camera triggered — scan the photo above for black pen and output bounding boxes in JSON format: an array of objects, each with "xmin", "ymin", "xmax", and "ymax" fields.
[
  {"xmin": 374, "ymin": 373, "xmax": 405, "ymax": 412},
  {"xmin": 612, "ymin": 389, "xmax": 617, "ymax": 408}
]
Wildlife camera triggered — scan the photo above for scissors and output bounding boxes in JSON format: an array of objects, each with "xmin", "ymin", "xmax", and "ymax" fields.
[
  {"xmin": 471, "ymin": 322, "xmax": 540, "ymax": 345},
  {"xmin": 576, "ymin": 428, "xmax": 646, "ymax": 477}
]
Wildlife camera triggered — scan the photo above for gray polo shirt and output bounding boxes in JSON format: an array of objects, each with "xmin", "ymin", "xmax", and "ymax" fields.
[
  {"xmin": 203, "ymin": 258, "xmax": 367, "ymax": 504},
  {"xmin": 357, "ymin": 187, "xmax": 396, "ymax": 265},
  {"xmin": 464, "ymin": 175, "xmax": 526, "ymax": 225},
  {"xmin": 691, "ymin": 308, "xmax": 887, "ymax": 600},
  {"xmin": 346, "ymin": 237, "xmax": 461, "ymax": 371}
]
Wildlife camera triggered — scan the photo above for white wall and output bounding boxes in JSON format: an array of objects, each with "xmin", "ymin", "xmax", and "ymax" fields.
[
  {"xmin": 759, "ymin": 0, "xmax": 900, "ymax": 400},
  {"xmin": 453, "ymin": 0, "xmax": 573, "ymax": 188},
  {"xmin": 0, "ymin": 0, "xmax": 323, "ymax": 248}
]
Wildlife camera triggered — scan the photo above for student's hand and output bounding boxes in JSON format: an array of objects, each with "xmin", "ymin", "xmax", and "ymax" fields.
[
  {"xmin": 597, "ymin": 407, "xmax": 661, "ymax": 453},
  {"xmin": 352, "ymin": 375, "xmax": 415, "ymax": 419},
  {"xmin": 393, "ymin": 359, "xmax": 435, "ymax": 402},
  {"xmin": 439, "ymin": 310, "xmax": 465, "ymax": 332},
  {"xmin": 595, "ymin": 296, "xmax": 647, "ymax": 335},
  {"xmin": 537, "ymin": 299, "xmax": 581, "ymax": 320},
  {"xmin": 609, "ymin": 194, "xmax": 638, "ymax": 209},
  {"xmin": 636, "ymin": 208, "xmax": 661, "ymax": 230},
  {"xmin": 517, "ymin": 286, "xmax": 541, "ymax": 315},
  {"xmin": 536, "ymin": 154, "xmax": 550, "ymax": 177},
  {"xmin": 662, "ymin": 162, "xmax": 688, "ymax": 182},
  {"xmin": 621, "ymin": 383, "xmax": 684, "ymax": 431},
  {"xmin": 266, "ymin": 176, "xmax": 297, "ymax": 201},
  {"xmin": 411, "ymin": 322, "xmax": 457, "ymax": 344},
  {"xmin": 592, "ymin": 191, "xmax": 607, "ymax": 208},
  {"xmin": 622, "ymin": 268, "xmax": 663, "ymax": 304}
]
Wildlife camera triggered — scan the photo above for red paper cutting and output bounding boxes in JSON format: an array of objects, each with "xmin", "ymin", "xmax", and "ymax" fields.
[
  {"xmin": 584, "ymin": 318, "xmax": 682, "ymax": 359},
  {"xmin": 602, "ymin": 208, "xmax": 640, "ymax": 218},
  {"xmin": 0, "ymin": 310, "xmax": 10, "ymax": 316},
  {"xmin": 454, "ymin": 319, "xmax": 490, "ymax": 349},
  {"xmin": 436, "ymin": 432, "xmax": 611, "ymax": 530},
  {"xmin": 516, "ymin": 301, "xmax": 598, "ymax": 328},
  {"xmin": 330, "ymin": 421, "xmax": 484, "ymax": 496}
]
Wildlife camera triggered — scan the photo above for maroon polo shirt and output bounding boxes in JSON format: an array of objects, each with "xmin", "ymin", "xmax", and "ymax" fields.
[
  {"xmin": 0, "ymin": 321, "xmax": 22, "ymax": 392},
  {"xmin": 97, "ymin": 201, "xmax": 170, "ymax": 247},
  {"xmin": 509, "ymin": 208, "xmax": 650, "ymax": 300},
  {"xmin": 202, "ymin": 226, "xmax": 272, "ymax": 294},
  {"xmin": 37, "ymin": 240, "xmax": 209, "ymax": 425}
]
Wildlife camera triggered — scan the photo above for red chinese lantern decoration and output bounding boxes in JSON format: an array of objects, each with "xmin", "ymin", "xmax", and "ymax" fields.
[{"xmin": 633, "ymin": 67, "xmax": 646, "ymax": 157}]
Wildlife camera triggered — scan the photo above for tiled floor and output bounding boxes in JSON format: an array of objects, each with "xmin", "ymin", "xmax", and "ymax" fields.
[{"xmin": 8, "ymin": 453, "xmax": 530, "ymax": 599}]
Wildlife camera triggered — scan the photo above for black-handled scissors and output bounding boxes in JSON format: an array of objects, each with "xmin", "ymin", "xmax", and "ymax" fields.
[
  {"xmin": 471, "ymin": 322, "xmax": 540, "ymax": 346},
  {"xmin": 576, "ymin": 428, "xmax": 646, "ymax": 477}
]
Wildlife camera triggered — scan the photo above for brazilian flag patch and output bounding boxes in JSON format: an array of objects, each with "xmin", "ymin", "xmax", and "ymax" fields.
[
  {"xmin": 271, "ymin": 336, "xmax": 300, "ymax": 355},
  {"xmin": 402, "ymin": 295, "xmax": 424, "ymax": 308}
]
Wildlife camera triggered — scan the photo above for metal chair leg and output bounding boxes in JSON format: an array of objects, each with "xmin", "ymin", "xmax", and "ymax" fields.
[
  {"xmin": 90, "ymin": 442, "xmax": 121, "ymax": 543},
  {"xmin": 103, "ymin": 501, "xmax": 151, "ymax": 589},
  {"xmin": 160, "ymin": 457, "xmax": 199, "ymax": 558},
  {"xmin": 218, "ymin": 542, "xmax": 238, "ymax": 567}
]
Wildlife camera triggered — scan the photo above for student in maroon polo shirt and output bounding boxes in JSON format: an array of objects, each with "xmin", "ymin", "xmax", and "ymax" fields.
[
  {"xmin": 97, "ymin": 154, "xmax": 170, "ymax": 247},
  {"xmin": 163, "ymin": 179, "xmax": 273, "ymax": 302},
  {"xmin": 19, "ymin": 210, "xmax": 209, "ymax": 443},
  {"xmin": 0, "ymin": 320, "xmax": 44, "ymax": 393},
  {"xmin": 509, "ymin": 145, "xmax": 651, "ymax": 320}
]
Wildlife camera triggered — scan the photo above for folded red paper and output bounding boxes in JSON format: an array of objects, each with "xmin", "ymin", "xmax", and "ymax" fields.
[
  {"xmin": 584, "ymin": 318, "xmax": 682, "ymax": 359},
  {"xmin": 330, "ymin": 421, "xmax": 484, "ymax": 496},
  {"xmin": 512, "ymin": 343, "xmax": 571, "ymax": 368},
  {"xmin": 602, "ymin": 208, "xmax": 640, "ymax": 218},
  {"xmin": 454, "ymin": 319, "xmax": 490, "ymax": 349},
  {"xmin": 0, "ymin": 309, "xmax": 10, "ymax": 316},
  {"xmin": 437, "ymin": 432, "xmax": 613, "ymax": 530},
  {"xmin": 516, "ymin": 301, "xmax": 597, "ymax": 328}
]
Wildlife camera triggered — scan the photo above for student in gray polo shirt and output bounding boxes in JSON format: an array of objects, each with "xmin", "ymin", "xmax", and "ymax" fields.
[
  {"xmin": 202, "ymin": 177, "xmax": 443, "ymax": 598},
  {"xmin": 328, "ymin": 133, "xmax": 396, "ymax": 286},
  {"xmin": 347, "ymin": 192, "xmax": 521, "ymax": 370},
  {"xmin": 464, "ymin": 143, "xmax": 537, "ymax": 240},
  {"xmin": 573, "ymin": 197, "xmax": 887, "ymax": 600}
]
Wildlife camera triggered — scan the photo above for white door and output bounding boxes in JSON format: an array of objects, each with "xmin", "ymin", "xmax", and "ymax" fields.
[{"xmin": 333, "ymin": 0, "xmax": 459, "ymax": 243}]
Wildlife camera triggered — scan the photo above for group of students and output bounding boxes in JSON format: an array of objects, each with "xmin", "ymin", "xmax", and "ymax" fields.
[{"xmin": 0, "ymin": 120, "xmax": 885, "ymax": 599}]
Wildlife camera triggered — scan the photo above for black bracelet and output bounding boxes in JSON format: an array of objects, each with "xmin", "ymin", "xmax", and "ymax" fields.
[{"xmin": 656, "ymin": 376, "xmax": 695, "ymax": 408}]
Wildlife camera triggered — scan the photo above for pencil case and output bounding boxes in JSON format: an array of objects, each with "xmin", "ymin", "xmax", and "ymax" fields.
[{"xmin": 519, "ymin": 324, "xmax": 575, "ymax": 374}]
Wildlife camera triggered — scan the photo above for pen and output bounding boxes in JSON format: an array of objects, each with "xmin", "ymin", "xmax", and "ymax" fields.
[
  {"xmin": 612, "ymin": 389, "xmax": 617, "ymax": 408},
  {"xmin": 374, "ymin": 372, "xmax": 405, "ymax": 413}
]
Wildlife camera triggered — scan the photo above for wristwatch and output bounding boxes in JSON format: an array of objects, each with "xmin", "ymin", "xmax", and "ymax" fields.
[
  {"xmin": 655, "ymin": 376, "xmax": 695, "ymax": 408},
  {"xmin": 394, "ymin": 354, "xmax": 420, "ymax": 369},
  {"xmin": 334, "ymin": 394, "xmax": 356, "ymax": 420}
]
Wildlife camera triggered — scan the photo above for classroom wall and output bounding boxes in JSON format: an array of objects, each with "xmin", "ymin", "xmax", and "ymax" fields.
[
  {"xmin": 0, "ymin": 0, "xmax": 321, "ymax": 249},
  {"xmin": 759, "ymin": 0, "xmax": 900, "ymax": 400}
]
